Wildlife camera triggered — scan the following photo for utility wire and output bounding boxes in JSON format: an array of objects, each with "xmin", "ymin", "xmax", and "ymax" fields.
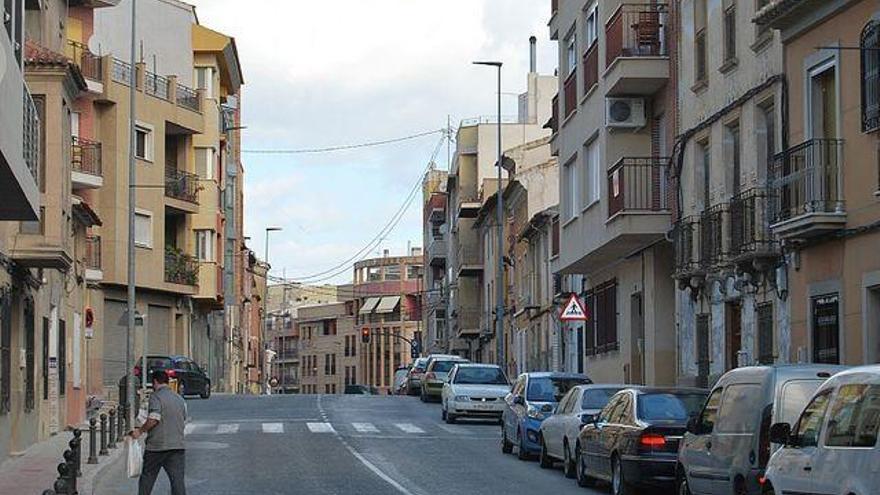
[{"xmin": 241, "ymin": 129, "xmax": 444, "ymax": 154}]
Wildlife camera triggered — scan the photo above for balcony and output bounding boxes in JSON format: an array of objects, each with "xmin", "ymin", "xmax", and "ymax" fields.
[
  {"xmin": 729, "ymin": 188, "xmax": 779, "ymax": 271},
  {"xmin": 583, "ymin": 41, "xmax": 599, "ymax": 95},
  {"xmin": 430, "ymin": 206, "xmax": 445, "ymax": 224},
  {"xmin": 457, "ymin": 196, "xmax": 481, "ymax": 219},
  {"xmin": 770, "ymin": 139, "xmax": 846, "ymax": 240},
  {"xmin": 550, "ymin": 93, "xmax": 559, "ymax": 136},
  {"xmin": 71, "ymin": 137, "xmax": 103, "ymax": 189},
  {"xmin": 563, "ymin": 72, "xmax": 577, "ymax": 120},
  {"xmin": 145, "ymin": 71, "xmax": 170, "ymax": 100},
  {"xmin": 455, "ymin": 307, "xmax": 480, "ymax": 338},
  {"xmin": 165, "ymin": 169, "xmax": 200, "ymax": 212},
  {"xmin": 67, "ymin": 40, "xmax": 103, "ymax": 88},
  {"xmin": 457, "ymin": 244, "xmax": 482, "ymax": 277},
  {"xmin": 607, "ymin": 157, "xmax": 670, "ymax": 217},
  {"xmin": 700, "ymin": 203, "xmax": 728, "ymax": 269},
  {"xmin": 195, "ymin": 263, "xmax": 224, "ymax": 305},
  {"xmin": 85, "ymin": 235, "xmax": 102, "ymax": 282},
  {"xmin": 603, "ymin": 3, "xmax": 670, "ymax": 96},
  {"xmin": 427, "ymin": 237, "xmax": 447, "ymax": 268},
  {"xmin": 673, "ymin": 216, "xmax": 702, "ymax": 282},
  {"xmin": 176, "ymin": 83, "xmax": 201, "ymax": 113},
  {"xmin": 111, "ymin": 58, "xmax": 134, "ymax": 86},
  {"xmin": 2, "ymin": 83, "xmax": 41, "ymax": 220},
  {"xmin": 164, "ymin": 248, "xmax": 199, "ymax": 287}
]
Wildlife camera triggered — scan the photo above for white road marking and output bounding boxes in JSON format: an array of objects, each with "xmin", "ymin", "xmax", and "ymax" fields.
[
  {"xmin": 395, "ymin": 423, "xmax": 425, "ymax": 434},
  {"xmin": 184, "ymin": 423, "xmax": 196, "ymax": 436},
  {"xmin": 306, "ymin": 422, "xmax": 336, "ymax": 433},
  {"xmin": 262, "ymin": 422, "xmax": 284, "ymax": 433},
  {"xmin": 436, "ymin": 424, "xmax": 468, "ymax": 434},
  {"xmin": 216, "ymin": 423, "xmax": 239, "ymax": 434},
  {"xmin": 352, "ymin": 422, "xmax": 379, "ymax": 433}
]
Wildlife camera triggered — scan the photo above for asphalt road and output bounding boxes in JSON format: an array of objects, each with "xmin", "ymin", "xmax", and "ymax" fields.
[{"xmin": 96, "ymin": 393, "xmax": 611, "ymax": 495}]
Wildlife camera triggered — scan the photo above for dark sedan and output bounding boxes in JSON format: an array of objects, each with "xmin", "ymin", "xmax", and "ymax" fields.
[{"xmin": 575, "ymin": 387, "xmax": 707, "ymax": 495}]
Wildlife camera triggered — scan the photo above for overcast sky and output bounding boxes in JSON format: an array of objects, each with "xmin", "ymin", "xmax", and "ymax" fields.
[{"xmin": 190, "ymin": 0, "xmax": 558, "ymax": 284}]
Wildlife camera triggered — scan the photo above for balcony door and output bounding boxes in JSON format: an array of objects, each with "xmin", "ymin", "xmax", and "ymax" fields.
[
  {"xmin": 725, "ymin": 301, "xmax": 742, "ymax": 371},
  {"xmin": 809, "ymin": 63, "xmax": 838, "ymax": 140},
  {"xmin": 807, "ymin": 61, "xmax": 840, "ymax": 212},
  {"xmin": 812, "ymin": 293, "xmax": 840, "ymax": 364}
]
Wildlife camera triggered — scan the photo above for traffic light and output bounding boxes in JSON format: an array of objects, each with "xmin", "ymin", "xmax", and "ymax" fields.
[{"xmin": 361, "ymin": 327, "xmax": 370, "ymax": 344}]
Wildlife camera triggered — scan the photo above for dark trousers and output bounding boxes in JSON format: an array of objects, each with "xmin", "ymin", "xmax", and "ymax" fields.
[{"xmin": 139, "ymin": 449, "xmax": 186, "ymax": 495}]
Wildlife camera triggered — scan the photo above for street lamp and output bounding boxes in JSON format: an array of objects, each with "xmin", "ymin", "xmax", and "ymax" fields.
[
  {"xmin": 262, "ymin": 227, "xmax": 282, "ymax": 394},
  {"xmin": 472, "ymin": 60, "xmax": 505, "ymax": 373}
]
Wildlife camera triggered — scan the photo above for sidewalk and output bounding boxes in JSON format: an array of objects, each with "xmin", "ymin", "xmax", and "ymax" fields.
[{"xmin": 0, "ymin": 424, "xmax": 125, "ymax": 495}]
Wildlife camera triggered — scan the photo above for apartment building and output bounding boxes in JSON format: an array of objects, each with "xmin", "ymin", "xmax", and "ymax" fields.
[
  {"xmin": 297, "ymin": 301, "xmax": 355, "ymax": 395},
  {"xmin": 354, "ymin": 251, "xmax": 423, "ymax": 394},
  {"xmin": 548, "ymin": 0, "xmax": 676, "ymax": 385},
  {"xmin": 446, "ymin": 46, "xmax": 555, "ymax": 362},
  {"xmin": 756, "ymin": 0, "xmax": 880, "ymax": 367},
  {"xmin": 422, "ymin": 168, "xmax": 449, "ymax": 355}
]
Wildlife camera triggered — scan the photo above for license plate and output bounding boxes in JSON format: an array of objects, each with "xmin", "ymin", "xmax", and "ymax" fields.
[{"xmin": 472, "ymin": 403, "xmax": 495, "ymax": 410}]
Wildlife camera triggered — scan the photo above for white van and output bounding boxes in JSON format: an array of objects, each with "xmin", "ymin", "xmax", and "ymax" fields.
[{"xmin": 762, "ymin": 365, "xmax": 880, "ymax": 495}]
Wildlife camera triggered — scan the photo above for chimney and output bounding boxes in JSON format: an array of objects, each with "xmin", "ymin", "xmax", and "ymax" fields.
[
  {"xmin": 529, "ymin": 36, "xmax": 537, "ymax": 73},
  {"xmin": 383, "ymin": 249, "xmax": 389, "ymax": 258}
]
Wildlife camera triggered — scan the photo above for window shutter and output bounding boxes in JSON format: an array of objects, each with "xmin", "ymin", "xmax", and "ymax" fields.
[{"xmin": 862, "ymin": 22, "xmax": 880, "ymax": 132}]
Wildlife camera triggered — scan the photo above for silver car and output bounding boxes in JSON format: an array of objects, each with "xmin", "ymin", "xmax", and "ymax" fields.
[
  {"xmin": 538, "ymin": 384, "xmax": 623, "ymax": 477},
  {"xmin": 441, "ymin": 363, "xmax": 510, "ymax": 423}
]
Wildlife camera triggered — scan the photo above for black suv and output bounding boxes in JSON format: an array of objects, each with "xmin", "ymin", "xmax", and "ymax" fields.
[{"xmin": 135, "ymin": 355, "xmax": 211, "ymax": 399}]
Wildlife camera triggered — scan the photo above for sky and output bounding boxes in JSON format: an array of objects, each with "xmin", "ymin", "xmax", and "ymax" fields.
[{"xmin": 189, "ymin": 0, "xmax": 558, "ymax": 285}]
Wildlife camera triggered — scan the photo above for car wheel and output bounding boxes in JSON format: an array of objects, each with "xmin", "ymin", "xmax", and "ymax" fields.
[
  {"xmin": 562, "ymin": 441, "xmax": 576, "ymax": 479},
  {"xmin": 516, "ymin": 428, "xmax": 530, "ymax": 461},
  {"xmin": 612, "ymin": 455, "xmax": 633, "ymax": 495},
  {"xmin": 576, "ymin": 443, "xmax": 596, "ymax": 487},
  {"xmin": 199, "ymin": 382, "xmax": 211, "ymax": 399},
  {"xmin": 445, "ymin": 412, "xmax": 456, "ymax": 424},
  {"xmin": 441, "ymin": 404, "xmax": 447, "ymax": 421},
  {"xmin": 678, "ymin": 475, "xmax": 692, "ymax": 495},
  {"xmin": 501, "ymin": 423, "xmax": 513, "ymax": 454},
  {"xmin": 538, "ymin": 436, "xmax": 553, "ymax": 469}
]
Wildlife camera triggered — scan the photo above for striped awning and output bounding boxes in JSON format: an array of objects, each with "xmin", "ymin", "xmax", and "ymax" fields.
[
  {"xmin": 374, "ymin": 296, "xmax": 401, "ymax": 314},
  {"xmin": 358, "ymin": 297, "xmax": 380, "ymax": 314}
]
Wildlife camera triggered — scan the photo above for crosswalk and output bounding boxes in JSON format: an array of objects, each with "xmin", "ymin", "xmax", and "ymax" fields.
[{"xmin": 183, "ymin": 420, "xmax": 495, "ymax": 438}]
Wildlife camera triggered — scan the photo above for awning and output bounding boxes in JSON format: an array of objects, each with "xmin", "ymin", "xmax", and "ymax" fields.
[
  {"xmin": 374, "ymin": 296, "xmax": 401, "ymax": 314},
  {"xmin": 358, "ymin": 297, "xmax": 380, "ymax": 314}
]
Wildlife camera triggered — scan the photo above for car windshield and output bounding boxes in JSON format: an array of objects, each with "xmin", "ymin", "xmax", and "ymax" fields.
[
  {"xmin": 638, "ymin": 393, "xmax": 707, "ymax": 422},
  {"xmin": 431, "ymin": 360, "xmax": 462, "ymax": 373},
  {"xmin": 454, "ymin": 367, "xmax": 508, "ymax": 385},
  {"xmin": 527, "ymin": 377, "xmax": 589, "ymax": 402},
  {"xmin": 581, "ymin": 387, "xmax": 622, "ymax": 410},
  {"xmin": 779, "ymin": 380, "xmax": 823, "ymax": 424}
]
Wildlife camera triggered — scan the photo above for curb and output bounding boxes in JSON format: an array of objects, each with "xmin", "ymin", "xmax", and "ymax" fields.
[{"xmin": 80, "ymin": 441, "xmax": 126, "ymax": 495}]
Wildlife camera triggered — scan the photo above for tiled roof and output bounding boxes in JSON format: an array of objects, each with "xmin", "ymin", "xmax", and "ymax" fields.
[{"xmin": 24, "ymin": 40, "xmax": 71, "ymax": 67}]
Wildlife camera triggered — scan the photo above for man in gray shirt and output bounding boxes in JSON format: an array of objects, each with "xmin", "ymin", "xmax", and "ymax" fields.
[{"xmin": 131, "ymin": 369, "xmax": 187, "ymax": 495}]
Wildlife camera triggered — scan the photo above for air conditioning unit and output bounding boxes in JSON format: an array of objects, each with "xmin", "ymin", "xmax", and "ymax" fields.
[{"xmin": 606, "ymin": 97, "xmax": 646, "ymax": 129}]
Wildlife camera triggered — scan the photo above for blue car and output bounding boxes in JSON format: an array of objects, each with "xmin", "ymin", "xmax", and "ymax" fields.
[{"xmin": 501, "ymin": 372, "xmax": 592, "ymax": 460}]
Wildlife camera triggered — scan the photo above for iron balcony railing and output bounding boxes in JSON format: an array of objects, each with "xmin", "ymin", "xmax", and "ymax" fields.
[
  {"xmin": 71, "ymin": 137, "xmax": 102, "ymax": 176},
  {"xmin": 729, "ymin": 187, "xmax": 778, "ymax": 260},
  {"xmin": 673, "ymin": 216, "xmax": 700, "ymax": 276},
  {"xmin": 605, "ymin": 3, "xmax": 669, "ymax": 67},
  {"xmin": 176, "ymin": 83, "xmax": 200, "ymax": 112},
  {"xmin": 164, "ymin": 169, "xmax": 199, "ymax": 204},
  {"xmin": 607, "ymin": 157, "xmax": 670, "ymax": 217},
  {"xmin": 145, "ymin": 71, "xmax": 170, "ymax": 100},
  {"xmin": 770, "ymin": 138, "xmax": 845, "ymax": 223},
  {"xmin": 583, "ymin": 41, "xmax": 599, "ymax": 94},
  {"xmin": 111, "ymin": 58, "xmax": 133, "ymax": 86},
  {"xmin": 700, "ymin": 203, "xmax": 727, "ymax": 267},
  {"xmin": 22, "ymin": 86, "xmax": 40, "ymax": 186},
  {"xmin": 457, "ymin": 244, "xmax": 482, "ymax": 268},
  {"xmin": 85, "ymin": 235, "xmax": 101, "ymax": 270},
  {"xmin": 164, "ymin": 248, "xmax": 199, "ymax": 286},
  {"xmin": 67, "ymin": 40, "xmax": 102, "ymax": 81}
]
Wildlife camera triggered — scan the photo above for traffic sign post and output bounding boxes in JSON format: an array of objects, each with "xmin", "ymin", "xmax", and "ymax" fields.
[{"xmin": 559, "ymin": 294, "xmax": 589, "ymax": 321}]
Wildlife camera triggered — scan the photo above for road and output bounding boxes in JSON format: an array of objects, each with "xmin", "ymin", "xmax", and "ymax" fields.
[{"xmin": 96, "ymin": 393, "xmax": 610, "ymax": 495}]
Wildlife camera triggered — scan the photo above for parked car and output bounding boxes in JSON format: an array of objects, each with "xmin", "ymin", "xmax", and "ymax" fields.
[
  {"xmin": 421, "ymin": 356, "xmax": 469, "ymax": 402},
  {"xmin": 538, "ymin": 384, "xmax": 624, "ymax": 477},
  {"xmin": 501, "ymin": 372, "xmax": 591, "ymax": 460},
  {"xmin": 577, "ymin": 387, "xmax": 707, "ymax": 494},
  {"xmin": 134, "ymin": 355, "xmax": 211, "ymax": 399},
  {"xmin": 344, "ymin": 384, "xmax": 379, "ymax": 395},
  {"xmin": 406, "ymin": 357, "xmax": 428, "ymax": 395},
  {"xmin": 677, "ymin": 364, "xmax": 846, "ymax": 495},
  {"xmin": 762, "ymin": 365, "xmax": 880, "ymax": 495},
  {"xmin": 441, "ymin": 363, "xmax": 510, "ymax": 423},
  {"xmin": 393, "ymin": 367, "xmax": 409, "ymax": 395}
]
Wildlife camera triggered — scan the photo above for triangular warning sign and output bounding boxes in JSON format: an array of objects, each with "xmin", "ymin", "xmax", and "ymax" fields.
[{"xmin": 559, "ymin": 294, "xmax": 589, "ymax": 321}]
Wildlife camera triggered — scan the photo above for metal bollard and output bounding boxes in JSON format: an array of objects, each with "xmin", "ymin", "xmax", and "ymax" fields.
[
  {"xmin": 107, "ymin": 409, "xmax": 116, "ymax": 449},
  {"xmin": 99, "ymin": 414, "xmax": 108, "ymax": 456},
  {"xmin": 117, "ymin": 404, "xmax": 124, "ymax": 439},
  {"xmin": 87, "ymin": 418, "xmax": 98, "ymax": 464},
  {"xmin": 70, "ymin": 429, "xmax": 82, "ymax": 477},
  {"xmin": 63, "ymin": 449, "xmax": 77, "ymax": 494}
]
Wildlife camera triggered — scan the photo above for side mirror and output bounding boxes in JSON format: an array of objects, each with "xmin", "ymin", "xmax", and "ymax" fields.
[
  {"xmin": 769, "ymin": 422, "xmax": 792, "ymax": 445},
  {"xmin": 513, "ymin": 395, "xmax": 525, "ymax": 406},
  {"xmin": 580, "ymin": 413, "xmax": 597, "ymax": 426},
  {"xmin": 686, "ymin": 415, "xmax": 701, "ymax": 435}
]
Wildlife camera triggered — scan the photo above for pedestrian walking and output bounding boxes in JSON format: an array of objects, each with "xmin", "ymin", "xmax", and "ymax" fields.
[{"xmin": 131, "ymin": 369, "xmax": 187, "ymax": 495}]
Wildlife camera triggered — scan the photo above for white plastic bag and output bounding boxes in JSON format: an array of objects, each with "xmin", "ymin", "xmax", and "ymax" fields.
[{"xmin": 127, "ymin": 436, "xmax": 145, "ymax": 478}]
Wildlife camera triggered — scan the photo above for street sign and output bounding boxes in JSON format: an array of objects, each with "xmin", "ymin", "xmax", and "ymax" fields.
[{"xmin": 559, "ymin": 294, "xmax": 589, "ymax": 321}]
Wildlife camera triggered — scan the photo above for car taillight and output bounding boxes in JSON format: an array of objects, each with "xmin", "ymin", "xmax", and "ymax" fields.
[
  {"xmin": 166, "ymin": 369, "xmax": 177, "ymax": 378},
  {"xmin": 640, "ymin": 434, "xmax": 667, "ymax": 447},
  {"xmin": 425, "ymin": 372, "xmax": 436, "ymax": 380}
]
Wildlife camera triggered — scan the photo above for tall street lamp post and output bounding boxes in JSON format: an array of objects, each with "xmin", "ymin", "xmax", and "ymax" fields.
[
  {"xmin": 262, "ymin": 227, "xmax": 282, "ymax": 394},
  {"xmin": 472, "ymin": 61, "xmax": 505, "ymax": 373}
]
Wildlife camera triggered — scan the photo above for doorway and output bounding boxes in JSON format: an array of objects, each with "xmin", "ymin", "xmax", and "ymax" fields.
[
  {"xmin": 630, "ymin": 292, "xmax": 645, "ymax": 385},
  {"xmin": 725, "ymin": 301, "xmax": 742, "ymax": 370}
]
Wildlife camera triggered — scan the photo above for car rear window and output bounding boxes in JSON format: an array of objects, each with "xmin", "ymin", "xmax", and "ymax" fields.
[
  {"xmin": 527, "ymin": 377, "xmax": 590, "ymax": 402},
  {"xmin": 146, "ymin": 357, "xmax": 172, "ymax": 369},
  {"xmin": 581, "ymin": 387, "xmax": 622, "ymax": 410},
  {"xmin": 431, "ymin": 360, "xmax": 462, "ymax": 373},
  {"xmin": 779, "ymin": 379, "xmax": 823, "ymax": 424},
  {"xmin": 638, "ymin": 393, "xmax": 706, "ymax": 422},
  {"xmin": 454, "ymin": 367, "xmax": 508, "ymax": 385}
]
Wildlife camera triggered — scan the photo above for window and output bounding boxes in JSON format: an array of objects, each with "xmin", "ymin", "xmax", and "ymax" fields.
[
  {"xmin": 590, "ymin": 280, "xmax": 617, "ymax": 351},
  {"xmin": 861, "ymin": 21, "xmax": 880, "ymax": 132},
  {"xmin": 563, "ymin": 157, "xmax": 578, "ymax": 221},
  {"xmin": 581, "ymin": 139, "xmax": 599, "ymax": 208},
  {"xmin": 757, "ymin": 303, "xmax": 774, "ymax": 364},
  {"xmin": 722, "ymin": 0, "xmax": 736, "ymax": 65},
  {"xmin": 322, "ymin": 319, "xmax": 336, "ymax": 336},
  {"xmin": 694, "ymin": 0, "xmax": 708, "ymax": 84},
  {"xmin": 698, "ymin": 388, "xmax": 723, "ymax": 433},
  {"xmin": 566, "ymin": 33, "xmax": 577, "ymax": 76},
  {"xmin": 716, "ymin": 384, "xmax": 763, "ymax": 433},
  {"xmin": 367, "ymin": 266, "xmax": 381, "ymax": 281},
  {"xmin": 195, "ymin": 230, "xmax": 215, "ymax": 262},
  {"xmin": 757, "ymin": 102, "xmax": 776, "ymax": 181},
  {"xmin": 825, "ymin": 384, "xmax": 880, "ymax": 447},
  {"xmin": 793, "ymin": 390, "xmax": 832, "ymax": 447},
  {"xmin": 582, "ymin": 387, "xmax": 621, "ymax": 410},
  {"xmin": 134, "ymin": 210, "xmax": 153, "ymax": 248},
  {"xmin": 384, "ymin": 265, "xmax": 400, "ymax": 281},
  {"xmin": 584, "ymin": 2, "xmax": 598, "ymax": 47},
  {"xmin": 809, "ymin": 61, "xmax": 838, "ymax": 139},
  {"xmin": 551, "ymin": 217, "xmax": 560, "ymax": 257},
  {"xmin": 407, "ymin": 265, "xmax": 421, "ymax": 280},
  {"xmin": 195, "ymin": 66, "xmax": 214, "ymax": 98},
  {"xmin": 699, "ymin": 140, "xmax": 711, "ymax": 206},
  {"xmin": 725, "ymin": 122, "xmax": 741, "ymax": 194},
  {"xmin": 135, "ymin": 124, "xmax": 153, "ymax": 161},
  {"xmin": 195, "ymin": 147, "xmax": 216, "ymax": 180},
  {"xmin": 812, "ymin": 293, "xmax": 840, "ymax": 364}
]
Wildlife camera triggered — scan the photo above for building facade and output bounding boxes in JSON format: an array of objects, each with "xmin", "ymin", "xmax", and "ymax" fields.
[
  {"xmin": 422, "ymin": 168, "xmax": 448, "ymax": 355},
  {"xmin": 297, "ymin": 301, "xmax": 355, "ymax": 395}
]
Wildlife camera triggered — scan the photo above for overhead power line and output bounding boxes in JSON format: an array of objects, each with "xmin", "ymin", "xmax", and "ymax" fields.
[{"xmin": 241, "ymin": 129, "xmax": 444, "ymax": 154}]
